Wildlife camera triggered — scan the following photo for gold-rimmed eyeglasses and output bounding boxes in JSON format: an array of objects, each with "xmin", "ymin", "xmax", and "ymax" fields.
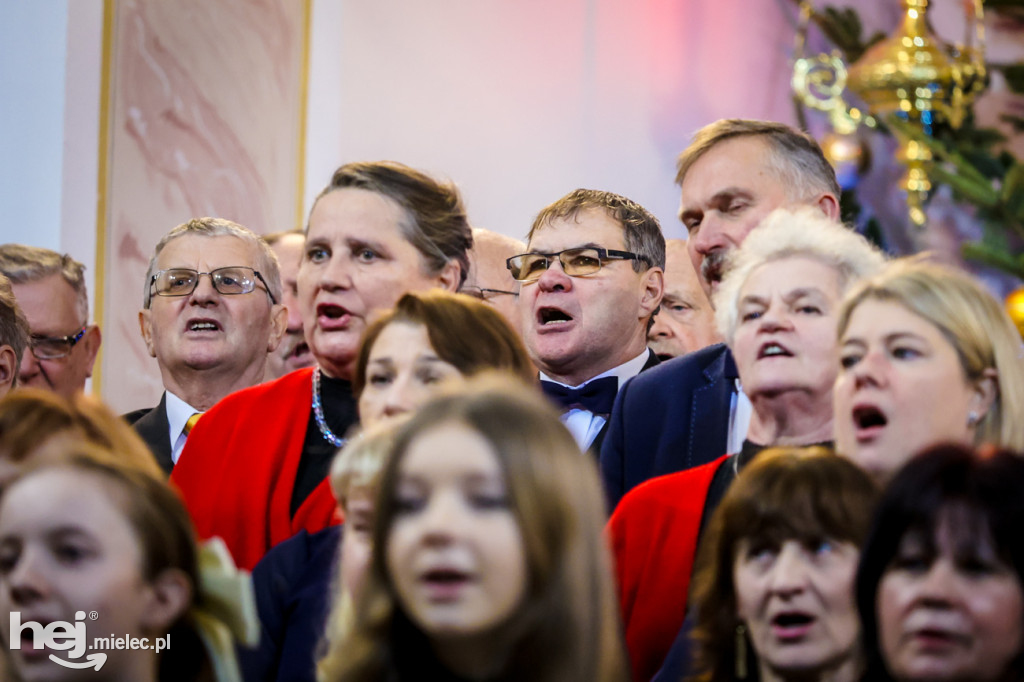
[{"xmin": 505, "ymin": 247, "xmax": 647, "ymax": 283}]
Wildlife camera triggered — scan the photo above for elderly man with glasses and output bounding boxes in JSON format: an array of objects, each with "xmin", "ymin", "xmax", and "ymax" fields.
[
  {"xmin": 128, "ymin": 217, "xmax": 286, "ymax": 472},
  {"xmin": 0, "ymin": 244, "xmax": 101, "ymax": 399},
  {"xmin": 511, "ymin": 188, "xmax": 665, "ymax": 457}
]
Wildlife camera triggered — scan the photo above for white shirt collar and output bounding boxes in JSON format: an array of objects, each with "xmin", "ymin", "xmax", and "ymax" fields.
[{"xmin": 539, "ymin": 348, "xmax": 650, "ymax": 390}]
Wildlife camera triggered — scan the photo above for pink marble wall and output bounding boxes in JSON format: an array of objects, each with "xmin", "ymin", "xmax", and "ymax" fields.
[{"xmin": 100, "ymin": 0, "xmax": 307, "ymax": 412}]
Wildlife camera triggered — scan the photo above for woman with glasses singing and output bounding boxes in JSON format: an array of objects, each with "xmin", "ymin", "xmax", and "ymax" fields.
[{"xmin": 172, "ymin": 161, "xmax": 473, "ymax": 570}]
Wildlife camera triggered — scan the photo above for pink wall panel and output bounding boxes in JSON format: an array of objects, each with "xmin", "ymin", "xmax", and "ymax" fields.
[{"xmin": 99, "ymin": 0, "xmax": 306, "ymax": 412}]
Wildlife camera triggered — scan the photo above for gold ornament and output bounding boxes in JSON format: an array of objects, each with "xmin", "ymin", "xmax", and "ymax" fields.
[
  {"xmin": 1007, "ymin": 287, "xmax": 1024, "ymax": 339},
  {"xmin": 793, "ymin": 0, "xmax": 986, "ymax": 228}
]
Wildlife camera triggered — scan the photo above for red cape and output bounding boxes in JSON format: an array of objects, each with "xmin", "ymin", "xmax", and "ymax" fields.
[
  {"xmin": 606, "ymin": 454, "xmax": 727, "ymax": 682},
  {"xmin": 171, "ymin": 368, "xmax": 342, "ymax": 570}
]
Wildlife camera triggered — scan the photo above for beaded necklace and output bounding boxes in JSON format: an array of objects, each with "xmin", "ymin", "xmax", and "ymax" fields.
[{"xmin": 312, "ymin": 367, "xmax": 347, "ymax": 448}]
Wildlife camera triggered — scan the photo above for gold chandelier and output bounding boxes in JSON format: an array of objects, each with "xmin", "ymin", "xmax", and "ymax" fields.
[{"xmin": 792, "ymin": 0, "xmax": 987, "ymax": 227}]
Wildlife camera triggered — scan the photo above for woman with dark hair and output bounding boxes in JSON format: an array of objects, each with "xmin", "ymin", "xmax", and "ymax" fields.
[
  {"xmin": 856, "ymin": 444, "xmax": 1024, "ymax": 682},
  {"xmin": 318, "ymin": 379, "xmax": 627, "ymax": 682},
  {"xmin": 687, "ymin": 447, "xmax": 878, "ymax": 682},
  {"xmin": 354, "ymin": 290, "xmax": 534, "ymax": 424},
  {"xmin": 172, "ymin": 161, "xmax": 474, "ymax": 570},
  {"xmin": 0, "ymin": 454, "xmax": 255, "ymax": 682}
]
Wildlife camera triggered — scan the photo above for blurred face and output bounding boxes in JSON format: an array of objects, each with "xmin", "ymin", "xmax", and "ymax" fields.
[
  {"xmin": 139, "ymin": 235, "xmax": 284, "ymax": 389},
  {"xmin": 878, "ymin": 512, "xmax": 1024, "ymax": 682},
  {"xmin": 0, "ymin": 470, "xmax": 176, "ymax": 681},
  {"xmin": 731, "ymin": 257, "xmax": 844, "ymax": 401},
  {"xmin": 387, "ymin": 422, "xmax": 527, "ymax": 643},
  {"xmin": 299, "ymin": 188, "xmax": 451, "ymax": 379},
  {"xmin": 340, "ymin": 489, "xmax": 375, "ymax": 600},
  {"xmin": 679, "ymin": 137, "xmax": 792, "ymax": 296},
  {"xmin": 358, "ymin": 321, "xmax": 464, "ymax": 428},
  {"xmin": 735, "ymin": 537, "xmax": 861, "ymax": 679},
  {"xmin": 13, "ymin": 275, "xmax": 99, "ymax": 398},
  {"xmin": 647, "ymin": 241, "xmax": 720, "ymax": 360},
  {"xmin": 266, "ymin": 233, "xmax": 314, "ymax": 380},
  {"xmin": 463, "ymin": 237, "xmax": 522, "ymax": 336},
  {"xmin": 835, "ymin": 300, "xmax": 983, "ymax": 482},
  {"xmin": 520, "ymin": 209, "xmax": 661, "ymax": 386}
]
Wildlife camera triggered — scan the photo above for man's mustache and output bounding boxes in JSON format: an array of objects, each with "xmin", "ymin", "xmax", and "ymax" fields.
[{"xmin": 701, "ymin": 250, "xmax": 727, "ymax": 284}]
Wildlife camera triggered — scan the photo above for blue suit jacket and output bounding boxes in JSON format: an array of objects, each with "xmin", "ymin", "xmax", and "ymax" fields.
[
  {"xmin": 600, "ymin": 343, "xmax": 738, "ymax": 510},
  {"xmin": 239, "ymin": 525, "xmax": 341, "ymax": 682}
]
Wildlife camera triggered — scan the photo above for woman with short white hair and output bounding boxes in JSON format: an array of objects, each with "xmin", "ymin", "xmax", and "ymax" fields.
[{"xmin": 608, "ymin": 207, "xmax": 885, "ymax": 681}]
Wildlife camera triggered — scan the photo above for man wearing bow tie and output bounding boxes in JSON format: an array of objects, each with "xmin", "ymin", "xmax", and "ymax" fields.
[{"xmin": 511, "ymin": 188, "xmax": 665, "ymax": 455}]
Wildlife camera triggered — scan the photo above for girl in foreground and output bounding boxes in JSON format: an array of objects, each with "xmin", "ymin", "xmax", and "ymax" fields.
[
  {"xmin": 0, "ymin": 453, "xmax": 253, "ymax": 682},
  {"xmin": 318, "ymin": 379, "xmax": 627, "ymax": 682}
]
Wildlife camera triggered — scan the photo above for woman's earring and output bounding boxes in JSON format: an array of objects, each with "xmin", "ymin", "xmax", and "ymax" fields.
[
  {"xmin": 968, "ymin": 410, "xmax": 980, "ymax": 427},
  {"xmin": 735, "ymin": 623, "xmax": 748, "ymax": 679}
]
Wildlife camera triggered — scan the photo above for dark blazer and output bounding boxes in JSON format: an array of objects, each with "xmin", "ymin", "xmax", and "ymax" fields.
[
  {"xmin": 128, "ymin": 393, "xmax": 174, "ymax": 474},
  {"xmin": 239, "ymin": 525, "xmax": 341, "ymax": 682},
  {"xmin": 588, "ymin": 349, "xmax": 660, "ymax": 457},
  {"xmin": 599, "ymin": 343, "xmax": 738, "ymax": 510}
]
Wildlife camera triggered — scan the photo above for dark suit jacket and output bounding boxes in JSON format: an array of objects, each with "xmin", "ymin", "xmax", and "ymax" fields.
[
  {"xmin": 127, "ymin": 393, "xmax": 174, "ymax": 474},
  {"xmin": 587, "ymin": 349, "xmax": 660, "ymax": 457},
  {"xmin": 239, "ymin": 525, "xmax": 341, "ymax": 682},
  {"xmin": 599, "ymin": 343, "xmax": 738, "ymax": 510}
]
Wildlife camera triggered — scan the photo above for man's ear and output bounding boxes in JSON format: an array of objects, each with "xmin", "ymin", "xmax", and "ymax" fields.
[
  {"xmin": 139, "ymin": 310, "xmax": 156, "ymax": 358},
  {"xmin": 969, "ymin": 367, "xmax": 1000, "ymax": 426},
  {"xmin": 435, "ymin": 260, "xmax": 462, "ymax": 293},
  {"xmin": 82, "ymin": 325, "xmax": 102, "ymax": 379},
  {"xmin": 816, "ymin": 193, "xmax": 841, "ymax": 221},
  {"xmin": 140, "ymin": 568, "xmax": 192, "ymax": 634},
  {"xmin": 638, "ymin": 267, "xmax": 665, "ymax": 320},
  {"xmin": 267, "ymin": 303, "xmax": 287, "ymax": 352},
  {"xmin": 0, "ymin": 346, "xmax": 16, "ymax": 397}
]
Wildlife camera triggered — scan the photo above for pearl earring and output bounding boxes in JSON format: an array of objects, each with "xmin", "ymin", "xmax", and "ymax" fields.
[{"xmin": 968, "ymin": 410, "xmax": 980, "ymax": 427}]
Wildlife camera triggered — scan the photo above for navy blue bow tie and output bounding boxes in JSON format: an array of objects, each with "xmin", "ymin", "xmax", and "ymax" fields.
[{"xmin": 540, "ymin": 376, "xmax": 618, "ymax": 416}]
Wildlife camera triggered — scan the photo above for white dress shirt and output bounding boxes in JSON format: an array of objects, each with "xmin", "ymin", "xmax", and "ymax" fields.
[
  {"xmin": 165, "ymin": 391, "xmax": 203, "ymax": 465},
  {"xmin": 726, "ymin": 379, "xmax": 753, "ymax": 455}
]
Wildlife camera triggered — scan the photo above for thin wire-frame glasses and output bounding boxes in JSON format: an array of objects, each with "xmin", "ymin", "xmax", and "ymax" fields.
[{"xmin": 149, "ymin": 267, "xmax": 278, "ymax": 305}]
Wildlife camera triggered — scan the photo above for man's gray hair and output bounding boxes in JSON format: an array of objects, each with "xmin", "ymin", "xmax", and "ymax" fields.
[
  {"xmin": 0, "ymin": 273, "xmax": 29, "ymax": 377},
  {"xmin": 0, "ymin": 244, "xmax": 90, "ymax": 322},
  {"xmin": 676, "ymin": 119, "xmax": 841, "ymax": 204},
  {"xmin": 713, "ymin": 207, "xmax": 885, "ymax": 345},
  {"xmin": 143, "ymin": 217, "xmax": 282, "ymax": 308},
  {"xmin": 528, "ymin": 188, "xmax": 667, "ymax": 272}
]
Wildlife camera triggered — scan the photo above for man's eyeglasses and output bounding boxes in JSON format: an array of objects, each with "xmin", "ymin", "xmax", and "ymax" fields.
[
  {"xmin": 460, "ymin": 286, "xmax": 518, "ymax": 301},
  {"xmin": 149, "ymin": 267, "xmax": 278, "ymax": 305},
  {"xmin": 29, "ymin": 326, "xmax": 87, "ymax": 360},
  {"xmin": 506, "ymin": 247, "xmax": 648, "ymax": 283}
]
